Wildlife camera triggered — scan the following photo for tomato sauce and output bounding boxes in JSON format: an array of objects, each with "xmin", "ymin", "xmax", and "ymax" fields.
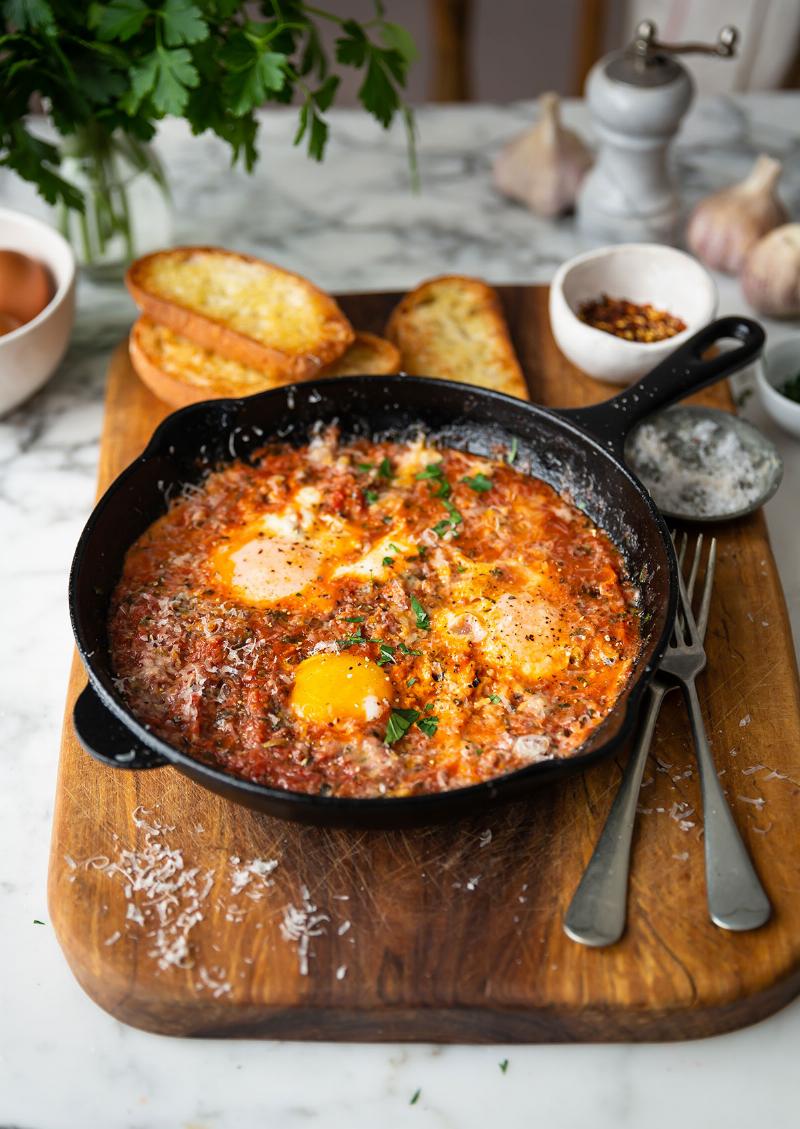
[{"xmin": 109, "ymin": 429, "xmax": 640, "ymax": 798}]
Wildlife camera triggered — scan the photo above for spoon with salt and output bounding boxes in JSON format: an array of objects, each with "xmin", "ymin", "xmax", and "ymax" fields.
[{"xmin": 624, "ymin": 406, "xmax": 783, "ymax": 522}]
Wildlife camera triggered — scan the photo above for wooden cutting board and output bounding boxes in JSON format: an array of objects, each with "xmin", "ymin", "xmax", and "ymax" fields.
[{"xmin": 48, "ymin": 286, "xmax": 800, "ymax": 1041}]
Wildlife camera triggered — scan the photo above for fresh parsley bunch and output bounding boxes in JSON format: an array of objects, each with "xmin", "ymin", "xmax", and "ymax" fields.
[{"xmin": 0, "ymin": 0, "xmax": 417, "ymax": 213}]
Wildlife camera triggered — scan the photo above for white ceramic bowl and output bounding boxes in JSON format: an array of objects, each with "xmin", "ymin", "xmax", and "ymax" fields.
[
  {"xmin": 549, "ymin": 243, "xmax": 718, "ymax": 385},
  {"xmin": 755, "ymin": 335, "xmax": 800, "ymax": 440},
  {"xmin": 0, "ymin": 207, "xmax": 76, "ymax": 416}
]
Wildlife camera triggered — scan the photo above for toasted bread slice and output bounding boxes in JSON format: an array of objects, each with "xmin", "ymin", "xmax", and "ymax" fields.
[
  {"xmin": 126, "ymin": 247, "xmax": 354, "ymax": 379},
  {"xmin": 385, "ymin": 275, "xmax": 528, "ymax": 399},
  {"xmin": 129, "ymin": 318, "xmax": 399, "ymax": 407},
  {"xmin": 321, "ymin": 331, "xmax": 400, "ymax": 377}
]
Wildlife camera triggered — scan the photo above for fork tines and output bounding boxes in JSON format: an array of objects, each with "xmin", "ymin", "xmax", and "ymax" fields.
[{"xmin": 671, "ymin": 530, "xmax": 718, "ymax": 642}]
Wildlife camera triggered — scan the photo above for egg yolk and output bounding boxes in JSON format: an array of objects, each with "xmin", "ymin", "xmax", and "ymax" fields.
[{"xmin": 290, "ymin": 653, "xmax": 392, "ymax": 724}]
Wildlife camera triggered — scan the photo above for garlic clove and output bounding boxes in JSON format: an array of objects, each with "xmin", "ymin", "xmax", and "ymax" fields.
[
  {"xmin": 686, "ymin": 154, "xmax": 788, "ymax": 275},
  {"xmin": 493, "ymin": 92, "xmax": 593, "ymax": 218},
  {"xmin": 741, "ymin": 223, "xmax": 800, "ymax": 318}
]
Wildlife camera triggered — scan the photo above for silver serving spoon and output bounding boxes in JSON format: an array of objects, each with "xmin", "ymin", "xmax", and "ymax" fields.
[{"xmin": 624, "ymin": 406, "xmax": 783, "ymax": 522}]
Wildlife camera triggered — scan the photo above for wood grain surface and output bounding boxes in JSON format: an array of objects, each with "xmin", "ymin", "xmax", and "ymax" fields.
[{"xmin": 48, "ymin": 286, "xmax": 800, "ymax": 1041}]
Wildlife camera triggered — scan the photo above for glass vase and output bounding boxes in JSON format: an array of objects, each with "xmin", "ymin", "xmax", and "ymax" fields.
[{"xmin": 57, "ymin": 126, "xmax": 173, "ymax": 280}]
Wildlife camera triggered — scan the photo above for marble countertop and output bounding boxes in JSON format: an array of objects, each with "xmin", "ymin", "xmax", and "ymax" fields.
[{"xmin": 2, "ymin": 93, "xmax": 800, "ymax": 1129}]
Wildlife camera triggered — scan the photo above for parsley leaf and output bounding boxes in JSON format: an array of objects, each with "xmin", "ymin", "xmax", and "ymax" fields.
[
  {"xmin": 443, "ymin": 498, "xmax": 462, "ymax": 526},
  {"xmin": 0, "ymin": 126, "xmax": 83, "ymax": 211},
  {"xmin": 1, "ymin": 4, "xmax": 418, "ymax": 215},
  {"xmin": 364, "ymin": 489, "xmax": 379, "ymax": 505},
  {"xmin": 462, "ymin": 473, "xmax": 492, "ymax": 492},
  {"xmin": 128, "ymin": 46, "xmax": 199, "ymax": 116},
  {"xmin": 337, "ymin": 629, "xmax": 365, "ymax": 648},
  {"xmin": 161, "ymin": 0, "xmax": 208, "ymax": 47},
  {"xmin": 33, "ymin": 918, "xmax": 46, "ymax": 925},
  {"xmin": 382, "ymin": 556, "xmax": 394, "ymax": 567},
  {"xmin": 410, "ymin": 1088, "xmax": 421, "ymax": 1106},
  {"xmin": 223, "ymin": 40, "xmax": 286, "ymax": 116},
  {"xmin": 380, "ymin": 21, "xmax": 418, "ymax": 65},
  {"xmin": 432, "ymin": 499, "xmax": 462, "ymax": 536},
  {"xmin": 507, "ymin": 436, "xmax": 519, "ymax": 465},
  {"xmin": 355, "ymin": 462, "xmax": 374, "ymax": 472},
  {"xmin": 499, "ymin": 1059, "xmax": 509, "ymax": 1074},
  {"xmin": 410, "ymin": 595, "xmax": 430, "ymax": 631},
  {"xmin": 378, "ymin": 456, "xmax": 394, "ymax": 480},
  {"xmin": 385, "ymin": 707, "xmax": 420, "ymax": 745},
  {"xmin": 407, "ymin": 676, "xmax": 417, "ymax": 687},
  {"xmin": 488, "ymin": 693, "xmax": 502, "ymax": 704},
  {"xmin": 343, "ymin": 615, "xmax": 365, "ymax": 623},
  {"xmin": 398, "ymin": 642, "xmax": 422, "ymax": 656},
  {"xmin": 376, "ymin": 643, "xmax": 396, "ymax": 665},
  {"xmin": 90, "ymin": 0, "xmax": 148, "ymax": 41},
  {"xmin": 417, "ymin": 462, "xmax": 462, "ymax": 532},
  {"xmin": 416, "ymin": 714, "xmax": 439, "ymax": 737}
]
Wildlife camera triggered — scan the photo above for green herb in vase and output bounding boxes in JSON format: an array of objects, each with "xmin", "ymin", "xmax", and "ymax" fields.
[{"xmin": 0, "ymin": 0, "xmax": 417, "ymax": 276}]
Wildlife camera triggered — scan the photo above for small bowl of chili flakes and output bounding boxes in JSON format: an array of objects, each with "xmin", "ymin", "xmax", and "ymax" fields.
[{"xmin": 549, "ymin": 243, "xmax": 717, "ymax": 385}]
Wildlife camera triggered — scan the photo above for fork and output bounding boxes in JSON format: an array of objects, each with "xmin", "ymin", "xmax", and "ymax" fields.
[{"xmin": 564, "ymin": 534, "xmax": 771, "ymax": 947}]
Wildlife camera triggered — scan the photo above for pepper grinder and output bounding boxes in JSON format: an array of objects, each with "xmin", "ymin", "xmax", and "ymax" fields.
[{"xmin": 577, "ymin": 20, "xmax": 738, "ymax": 243}]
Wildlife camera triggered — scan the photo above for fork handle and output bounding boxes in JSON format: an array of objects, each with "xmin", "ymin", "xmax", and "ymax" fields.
[
  {"xmin": 681, "ymin": 678, "xmax": 772, "ymax": 931},
  {"xmin": 564, "ymin": 682, "xmax": 668, "ymax": 947}
]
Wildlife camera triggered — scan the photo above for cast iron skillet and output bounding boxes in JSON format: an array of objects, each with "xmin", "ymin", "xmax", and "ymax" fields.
[{"xmin": 69, "ymin": 316, "xmax": 764, "ymax": 828}]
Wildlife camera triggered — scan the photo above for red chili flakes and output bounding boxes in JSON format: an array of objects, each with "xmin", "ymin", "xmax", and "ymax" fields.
[{"xmin": 578, "ymin": 294, "xmax": 686, "ymax": 343}]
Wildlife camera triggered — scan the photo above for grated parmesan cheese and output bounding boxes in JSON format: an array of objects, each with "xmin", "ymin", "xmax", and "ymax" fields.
[{"xmin": 280, "ymin": 885, "xmax": 330, "ymax": 976}]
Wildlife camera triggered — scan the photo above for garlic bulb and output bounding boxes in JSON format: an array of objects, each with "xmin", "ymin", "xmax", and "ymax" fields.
[
  {"xmin": 686, "ymin": 154, "xmax": 787, "ymax": 275},
  {"xmin": 493, "ymin": 92, "xmax": 593, "ymax": 218},
  {"xmin": 741, "ymin": 223, "xmax": 800, "ymax": 318}
]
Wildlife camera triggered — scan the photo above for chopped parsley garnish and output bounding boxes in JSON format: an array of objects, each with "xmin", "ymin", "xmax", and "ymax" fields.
[
  {"xmin": 780, "ymin": 372, "xmax": 800, "ymax": 403},
  {"xmin": 377, "ymin": 643, "xmax": 397, "ymax": 666},
  {"xmin": 343, "ymin": 615, "xmax": 366, "ymax": 623},
  {"xmin": 389, "ymin": 542, "xmax": 401, "ymax": 553},
  {"xmin": 338, "ymin": 630, "xmax": 366, "ymax": 648},
  {"xmin": 378, "ymin": 456, "xmax": 394, "ymax": 479},
  {"xmin": 462, "ymin": 472, "xmax": 492, "ymax": 492},
  {"xmin": 488, "ymin": 693, "xmax": 502, "ymax": 704},
  {"xmin": 507, "ymin": 436, "xmax": 518, "ymax": 464},
  {"xmin": 382, "ymin": 556, "xmax": 394, "ymax": 567},
  {"xmin": 410, "ymin": 1088, "xmax": 421, "ymax": 1105},
  {"xmin": 416, "ymin": 461, "xmax": 462, "ymax": 531},
  {"xmin": 417, "ymin": 715, "xmax": 439, "ymax": 737},
  {"xmin": 407, "ymin": 676, "xmax": 418, "ymax": 687},
  {"xmin": 385, "ymin": 705, "xmax": 440, "ymax": 744},
  {"xmin": 499, "ymin": 1059, "xmax": 509, "ymax": 1074},
  {"xmin": 33, "ymin": 919, "xmax": 46, "ymax": 925},
  {"xmin": 355, "ymin": 461, "xmax": 374, "ymax": 472},
  {"xmin": 398, "ymin": 642, "xmax": 422, "ymax": 655},
  {"xmin": 385, "ymin": 708, "xmax": 420, "ymax": 744},
  {"xmin": 432, "ymin": 498, "xmax": 463, "ymax": 536},
  {"xmin": 364, "ymin": 489, "xmax": 379, "ymax": 505},
  {"xmin": 410, "ymin": 595, "xmax": 430, "ymax": 630}
]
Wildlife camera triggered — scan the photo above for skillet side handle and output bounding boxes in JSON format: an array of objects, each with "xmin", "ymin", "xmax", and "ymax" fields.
[
  {"xmin": 73, "ymin": 683, "xmax": 169, "ymax": 770},
  {"xmin": 558, "ymin": 316, "xmax": 765, "ymax": 456}
]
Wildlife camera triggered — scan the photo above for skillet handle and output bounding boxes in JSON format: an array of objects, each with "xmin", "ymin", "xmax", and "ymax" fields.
[
  {"xmin": 558, "ymin": 316, "xmax": 765, "ymax": 457},
  {"xmin": 73, "ymin": 683, "xmax": 169, "ymax": 770}
]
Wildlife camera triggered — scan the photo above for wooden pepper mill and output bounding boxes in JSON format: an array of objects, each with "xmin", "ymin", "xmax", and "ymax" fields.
[{"xmin": 577, "ymin": 20, "xmax": 738, "ymax": 243}]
